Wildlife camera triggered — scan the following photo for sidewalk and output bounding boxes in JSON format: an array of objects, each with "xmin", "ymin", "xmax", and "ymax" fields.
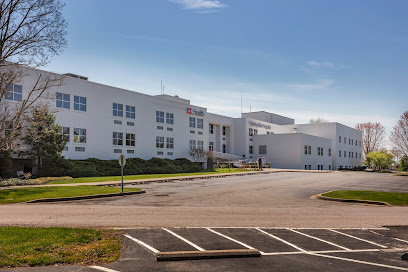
[{"xmin": 0, "ymin": 168, "xmax": 331, "ymax": 190}]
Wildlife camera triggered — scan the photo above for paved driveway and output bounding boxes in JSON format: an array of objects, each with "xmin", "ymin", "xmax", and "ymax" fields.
[{"xmin": 0, "ymin": 172, "xmax": 407, "ymax": 228}]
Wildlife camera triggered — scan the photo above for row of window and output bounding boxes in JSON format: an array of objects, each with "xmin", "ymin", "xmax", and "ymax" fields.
[
  {"xmin": 59, "ymin": 127, "xmax": 86, "ymax": 143},
  {"xmin": 249, "ymin": 128, "xmax": 258, "ymax": 136},
  {"xmin": 303, "ymin": 145, "xmax": 332, "ymax": 156},
  {"xmin": 189, "ymin": 117, "xmax": 204, "ymax": 129},
  {"xmin": 56, "ymin": 92, "xmax": 87, "ymax": 112},
  {"xmin": 338, "ymin": 136, "xmax": 361, "ymax": 147},
  {"xmin": 113, "ymin": 132, "xmax": 135, "ymax": 146},
  {"xmin": 209, "ymin": 124, "xmax": 227, "ymax": 135},
  {"xmin": 304, "ymin": 165, "xmax": 332, "ymax": 170},
  {"xmin": 189, "ymin": 140, "xmax": 204, "ymax": 150},
  {"xmin": 156, "ymin": 111, "xmax": 174, "ymax": 124},
  {"xmin": 156, "ymin": 137, "xmax": 174, "ymax": 149},
  {"xmin": 338, "ymin": 150, "xmax": 362, "ymax": 159},
  {"xmin": 113, "ymin": 103, "xmax": 135, "ymax": 119}
]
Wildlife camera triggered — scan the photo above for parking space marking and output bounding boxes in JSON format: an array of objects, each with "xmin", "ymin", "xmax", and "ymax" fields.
[
  {"xmin": 329, "ymin": 229, "xmax": 388, "ymax": 248},
  {"xmin": 395, "ymin": 238, "xmax": 408, "ymax": 244},
  {"xmin": 206, "ymin": 228, "xmax": 255, "ymax": 250},
  {"xmin": 289, "ymin": 229, "xmax": 351, "ymax": 251},
  {"xmin": 255, "ymin": 228, "xmax": 306, "ymax": 253},
  {"xmin": 89, "ymin": 266, "xmax": 120, "ymax": 272},
  {"xmin": 261, "ymin": 248, "xmax": 381, "ymax": 256},
  {"xmin": 124, "ymin": 234, "xmax": 160, "ymax": 254},
  {"xmin": 309, "ymin": 253, "xmax": 408, "ymax": 271},
  {"xmin": 162, "ymin": 228, "xmax": 205, "ymax": 251}
]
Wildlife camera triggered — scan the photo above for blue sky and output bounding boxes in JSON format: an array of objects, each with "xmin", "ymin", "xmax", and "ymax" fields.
[{"xmin": 46, "ymin": 0, "xmax": 408, "ymax": 134}]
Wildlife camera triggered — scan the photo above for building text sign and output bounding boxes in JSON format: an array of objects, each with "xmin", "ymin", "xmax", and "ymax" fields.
[
  {"xmin": 249, "ymin": 121, "xmax": 271, "ymax": 130},
  {"xmin": 187, "ymin": 107, "xmax": 205, "ymax": 116}
]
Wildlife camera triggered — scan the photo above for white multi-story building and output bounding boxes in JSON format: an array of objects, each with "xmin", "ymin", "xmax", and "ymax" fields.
[{"xmin": 2, "ymin": 66, "xmax": 363, "ymax": 172}]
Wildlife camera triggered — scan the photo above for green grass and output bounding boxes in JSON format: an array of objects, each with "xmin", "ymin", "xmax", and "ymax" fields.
[
  {"xmin": 394, "ymin": 172, "xmax": 408, "ymax": 176},
  {"xmin": 49, "ymin": 168, "xmax": 256, "ymax": 184},
  {"xmin": 0, "ymin": 186, "xmax": 140, "ymax": 204},
  {"xmin": 322, "ymin": 190, "xmax": 408, "ymax": 206},
  {"xmin": 0, "ymin": 227, "xmax": 121, "ymax": 268}
]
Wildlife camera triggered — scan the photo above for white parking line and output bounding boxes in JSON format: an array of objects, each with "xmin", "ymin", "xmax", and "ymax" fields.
[
  {"xmin": 89, "ymin": 266, "xmax": 120, "ymax": 272},
  {"xmin": 309, "ymin": 252, "xmax": 408, "ymax": 271},
  {"xmin": 395, "ymin": 238, "xmax": 408, "ymax": 244},
  {"xmin": 162, "ymin": 228, "xmax": 205, "ymax": 251},
  {"xmin": 329, "ymin": 229, "xmax": 388, "ymax": 248},
  {"xmin": 261, "ymin": 248, "xmax": 381, "ymax": 256},
  {"xmin": 124, "ymin": 234, "xmax": 160, "ymax": 254},
  {"xmin": 255, "ymin": 228, "xmax": 306, "ymax": 252},
  {"xmin": 289, "ymin": 229, "xmax": 351, "ymax": 251},
  {"xmin": 206, "ymin": 228, "xmax": 255, "ymax": 249}
]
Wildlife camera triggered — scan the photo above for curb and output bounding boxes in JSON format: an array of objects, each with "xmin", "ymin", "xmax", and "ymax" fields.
[
  {"xmin": 156, "ymin": 249, "xmax": 261, "ymax": 261},
  {"xmin": 316, "ymin": 191, "xmax": 391, "ymax": 206},
  {"xmin": 26, "ymin": 190, "xmax": 145, "ymax": 203}
]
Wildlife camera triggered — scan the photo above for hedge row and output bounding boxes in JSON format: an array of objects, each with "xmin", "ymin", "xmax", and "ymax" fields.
[{"xmin": 39, "ymin": 157, "xmax": 202, "ymax": 178}]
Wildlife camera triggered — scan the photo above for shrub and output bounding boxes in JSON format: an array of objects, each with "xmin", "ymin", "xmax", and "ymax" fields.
[{"xmin": 36, "ymin": 157, "xmax": 201, "ymax": 178}]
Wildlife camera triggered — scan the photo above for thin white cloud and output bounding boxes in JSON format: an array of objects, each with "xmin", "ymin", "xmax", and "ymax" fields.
[
  {"xmin": 169, "ymin": 0, "xmax": 227, "ymax": 11},
  {"xmin": 307, "ymin": 61, "xmax": 335, "ymax": 68},
  {"xmin": 289, "ymin": 79, "xmax": 334, "ymax": 91}
]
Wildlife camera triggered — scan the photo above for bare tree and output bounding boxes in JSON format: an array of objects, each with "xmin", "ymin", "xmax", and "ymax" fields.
[
  {"xmin": 188, "ymin": 148, "xmax": 209, "ymax": 164},
  {"xmin": 0, "ymin": 0, "xmax": 67, "ymax": 158},
  {"xmin": 355, "ymin": 122, "xmax": 386, "ymax": 159},
  {"xmin": 390, "ymin": 111, "xmax": 408, "ymax": 157},
  {"xmin": 309, "ymin": 117, "xmax": 328, "ymax": 124}
]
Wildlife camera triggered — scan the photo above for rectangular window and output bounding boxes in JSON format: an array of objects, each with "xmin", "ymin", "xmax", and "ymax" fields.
[
  {"xmin": 223, "ymin": 126, "xmax": 226, "ymax": 136},
  {"xmin": 189, "ymin": 117, "xmax": 196, "ymax": 128},
  {"xmin": 355, "ymin": 140, "xmax": 357, "ymax": 146},
  {"xmin": 197, "ymin": 118, "xmax": 204, "ymax": 129},
  {"xmin": 209, "ymin": 141, "xmax": 214, "ymax": 151},
  {"xmin": 253, "ymin": 129, "xmax": 258, "ymax": 135},
  {"xmin": 223, "ymin": 144, "xmax": 226, "ymax": 153},
  {"xmin": 304, "ymin": 145, "xmax": 308, "ymax": 155},
  {"xmin": 360, "ymin": 153, "xmax": 361, "ymax": 159},
  {"xmin": 209, "ymin": 124, "xmax": 214, "ymax": 134},
  {"xmin": 339, "ymin": 136, "xmax": 341, "ymax": 143},
  {"xmin": 339, "ymin": 150, "xmax": 341, "ymax": 157},
  {"xmin": 249, "ymin": 128, "xmax": 254, "ymax": 136},
  {"xmin": 73, "ymin": 128, "xmax": 86, "ymax": 143},
  {"xmin": 113, "ymin": 103, "xmax": 123, "ymax": 117},
  {"xmin": 352, "ymin": 139, "xmax": 354, "ymax": 145},
  {"xmin": 59, "ymin": 127, "xmax": 70, "ymax": 142},
  {"xmin": 190, "ymin": 130, "xmax": 195, "ymax": 134},
  {"xmin": 309, "ymin": 165, "xmax": 311, "ymax": 170},
  {"xmin": 321, "ymin": 147, "xmax": 323, "ymax": 156},
  {"xmin": 259, "ymin": 145, "xmax": 267, "ymax": 154},
  {"xmin": 156, "ymin": 111, "xmax": 164, "ymax": 123},
  {"xmin": 126, "ymin": 133, "xmax": 135, "ymax": 146},
  {"xmin": 127, "ymin": 122, "xmax": 134, "ymax": 126},
  {"xmin": 56, "ymin": 92, "xmax": 70, "ymax": 109},
  {"xmin": 167, "ymin": 127, "xmax": 173, "ymax": 131},
  {"xmin": 113, "ymin": 132, "xmax": 123, "ymax": 146},
  {"xmin": 198, "ymin": 131, "xmax": 203, "ymax": 135},
  {"xmin": 197, "ymin": 140, "xmax": 204, "ymax": 150},
  {"xmin": 352, "ymin": 152, "xmax": 354, "ymax": 158},
  {"xmin": 114, "ymin": 149, "xmax": 122, "ymax": 154},
  {"xmin": 166, "ymin": 137, "xmax": 174, "ymax": 149},
  {"xmin": 249, "ymin": 146, "xmax": 253, "ymax": 154},
  {"xmin": 157, "ymin": 151, "xmax": 163, "ymax": 155},
  {"xmin": 156, "ymin": 136, "xmax": 164, "ymax": 148},
  {"xmin": 5, "ymin": 83, "xmax": 22, "ymax": 101},
  {"xmin": 305, "ymin": 165, "xmax": 308, "ymax": 170},
  {"xmin": 189, "ymin": 140, "xmax": 196, "ymax": 150},
  {"xmin": 157, "ymin": 126, "xmax": 163, "ymax": 130},
  {"xmin": 166, "ymin": 113, "xmax": 174, "ymax": 124},
  {"xmin": 74, "ymin": 96, "xmax": 86, "ymax": 112},
  {"xmin": 127, "ymin": 150, "xmax": 135, "ymax": 154},
  {"xmin": 349, "ymin": 139, "xmax": 351, "ymax": 145},
  {"xmin": 329, "ymin": 149, "xmax": 331, "ymax": 156},
  {"xmin": 126, "ymin": 105, "xmax": 135, "ymax": 119},
  {"xmin": 75, "ymin": 147, "xmax": 85, "ymax": 152},
  {"xmin": 114, "ymin": 120, "xmax": 122, "ymax": 125},
  {"xmin": 359, "ymin": 141, "xmax": 361, "ymax": 147},
  {"xmin": 317, "ymin": 147, "xmax": 320, "ymax": 156},
  {"xmin": 344, "ymin": 151, "xmax": 346, "ymax": 157},
  {"xmin": 167, "ymin": 152, "xmax": 173, "ymax": 156},
  {"xmin": 308, "ymin": 145, "xmax": 311, "ymax": 155},
  {"xmin": 349, "ymin": 152, "xmax": 351, "ymax": 158},
  {"xmin": 344, "ymin": 137, "xmax": 346, "ymax": 143}
]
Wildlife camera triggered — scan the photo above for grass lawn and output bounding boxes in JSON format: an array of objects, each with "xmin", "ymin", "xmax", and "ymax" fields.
[
  {"xmin": 322, "ymin": 190, "xmax": 408, "ymax": 206},
  {"xmin": 49, "ymin": 168, "xmax": 257, "ymax": 184},
  {"xmin": 394, "ymin": 172, "xmax": 408, "ymax": 176},
  {"xmin": 0, "ymin": 227, "xmax": 120, "ymax": 268},
  {"xmin": 0, "ymin": 186, "xmax": 140, "ymax": 204}
]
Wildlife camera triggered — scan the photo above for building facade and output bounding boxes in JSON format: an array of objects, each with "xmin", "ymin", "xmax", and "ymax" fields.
[{"xmin": 3, "ymin": 66, "xmax": 363, "ymax": 171}]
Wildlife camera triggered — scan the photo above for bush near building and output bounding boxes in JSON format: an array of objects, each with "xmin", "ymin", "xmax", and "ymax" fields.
[
  {"xmin": 38, "ymin": 157, "xmax": 202, "ymax": 178},
  {"xmin": 399, "ymin": 156, "xmax": 408, "ymax": 171}
]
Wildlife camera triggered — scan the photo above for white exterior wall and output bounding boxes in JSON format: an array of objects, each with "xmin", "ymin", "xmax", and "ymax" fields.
[
  {"xmin": 4, "ymin": 66, "xmax": 362, "ymax": 170},
  {"xmin": 253, "ymin": 133, "xmax": 332, "ymax": 170}
]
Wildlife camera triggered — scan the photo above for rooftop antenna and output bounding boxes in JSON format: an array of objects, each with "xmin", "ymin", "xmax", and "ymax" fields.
[{"xmin": 161, "ymin": 80, "xmax": 163, "ymax": 94}]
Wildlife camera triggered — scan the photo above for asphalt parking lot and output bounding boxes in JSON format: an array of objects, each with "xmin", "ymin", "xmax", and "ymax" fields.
[{"xmin": 6, "ymin": 227, "xmax": 408, "ymax": 272}]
